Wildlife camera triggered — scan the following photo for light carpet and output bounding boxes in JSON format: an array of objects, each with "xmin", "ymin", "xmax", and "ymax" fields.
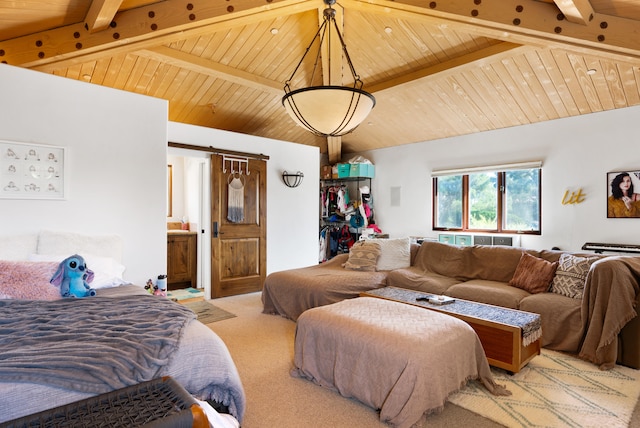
[
  {"xmin": 448, "ymin": 349, "xmax": 640, "ymax": 428},
  {"xmin": 184, "ymin": 300, "xmax": 236, "ymax": 324}
]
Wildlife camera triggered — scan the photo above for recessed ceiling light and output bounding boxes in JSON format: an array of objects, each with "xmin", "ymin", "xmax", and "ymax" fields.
[
  {"xmin": 587, "ymin": 69, "xmax": 597, "ymax": 75},
  {"xmin": 270, "ymin": 28, "xmax": 279, "ymax": 35},
  {"xmin": 384, "ymin": 27, "xmax": 392, "ymax": 34}
]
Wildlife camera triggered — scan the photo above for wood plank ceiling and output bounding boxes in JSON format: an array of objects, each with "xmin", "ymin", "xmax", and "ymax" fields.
[{"xmin": 1, "ymin": 0, "xmax": 640, "ymax": 163}]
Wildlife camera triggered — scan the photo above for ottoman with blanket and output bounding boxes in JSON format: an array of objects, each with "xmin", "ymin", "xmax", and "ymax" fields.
[{"xmin": 291, "ymin": 297, "xmax": 510, "ymax": 428}]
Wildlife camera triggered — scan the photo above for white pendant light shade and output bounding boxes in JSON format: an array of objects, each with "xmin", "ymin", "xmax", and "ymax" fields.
[
  {"xmin": 282, "ymin": 0, "xmax": 375, "ymax": 137},
  {"xmin": 282, "ymin": 86, "xmax": 375, "ymax": 137}
]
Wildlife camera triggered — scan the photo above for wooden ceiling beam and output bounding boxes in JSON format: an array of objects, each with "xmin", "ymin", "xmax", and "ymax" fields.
[
  {"xmin": 552, "ymin": 0, "xmax": 595, "ymax": 25},
  {"xmin": 5, "ymin": 0, "xmax": 639, "ymax": 73},
  {"xmin": 136, "ymin": 46, "xmax": 283, "ymax": 95},
  {"xmin": 347, "ymin": 0, "xmax": 640, "ymax": 62},
  {"xmin": 84, "ymin": 0, "xmax": 124, "ymax": 33},
  {"xmin": 327, "ymin": 137, "xmax": 342, "ymax": 164},
  {"xmin": 0, "ymin": 0, "xmax": 316, "ymax": 69},
  {"xmin": 366, "ymin": 42, "xmax": 527, "ymax": 93},
  {"xmin": 4, "ymin": 0, "xmax": 639, "ymax": 74}
]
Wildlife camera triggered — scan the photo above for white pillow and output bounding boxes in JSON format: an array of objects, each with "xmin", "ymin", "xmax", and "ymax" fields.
[
  {"xmin": 0, "ymin": 234, "xmax": 38, "ymax": 261},
  {"xmin": 28, "ymin": 253, "xmax": 127, "ymax": 289},
  {"xmin": 37, "ymin": 230, "xmax": 123, "ymax": 263},
  {"xmin": 366, "ymin": 237, "xmax": 411, "ymax": 271}
]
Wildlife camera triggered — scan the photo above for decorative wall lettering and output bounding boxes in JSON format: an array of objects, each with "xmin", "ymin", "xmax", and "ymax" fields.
[{"xmin": 562, "ymin": 188, "xmax": 586, "ymax": 205}]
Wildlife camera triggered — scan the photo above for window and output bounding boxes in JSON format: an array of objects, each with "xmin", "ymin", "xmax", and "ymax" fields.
[{"xmin": 433, "ymin": 164, "xmax": 541, "ymax": 234}]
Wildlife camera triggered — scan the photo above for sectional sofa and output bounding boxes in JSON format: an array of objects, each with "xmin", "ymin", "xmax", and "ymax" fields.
[{"xmin": 262, "ymin": 239, "xmax": 640, "ymax": 370}]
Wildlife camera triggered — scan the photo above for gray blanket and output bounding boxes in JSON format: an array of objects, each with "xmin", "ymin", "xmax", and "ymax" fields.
[{"xmin": 0, "ymin": 295, "xmax": 194, "ymax": 394}]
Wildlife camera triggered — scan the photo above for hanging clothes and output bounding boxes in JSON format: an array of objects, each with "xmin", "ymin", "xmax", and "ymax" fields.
[
  {"xmin": 337, "ymin": 187, "xmax": 346, "ymax": 213},
  {"xmin": 321, "ymin": 188, "xmax": 328, "ymax": 218},
  {"xmin": 329, "ymin": 226, "xmax": 340, "ymax": 258},
  {"xmin": 319, "ymin": 226, "xmax": 328, "ymax": 263}
]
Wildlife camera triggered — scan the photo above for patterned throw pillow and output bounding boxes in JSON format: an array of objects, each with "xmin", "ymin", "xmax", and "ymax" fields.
[
  {"xmin": 509, "ymin": 253, "xmax": 558, "ymax": 294},
  {"xmin": 550, "ymin": 253, "xmax": 599, "ymax": 299},
  {"xmin": 344, "ymin": 241, "xmax": 381, "ymax": 271}
]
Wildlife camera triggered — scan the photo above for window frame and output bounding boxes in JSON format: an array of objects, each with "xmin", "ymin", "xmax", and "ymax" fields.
[{"xmin": 432, "ymin": 168, "xmax": 542, "ymax": 235}]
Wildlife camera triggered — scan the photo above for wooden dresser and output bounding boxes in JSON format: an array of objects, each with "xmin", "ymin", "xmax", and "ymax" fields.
[{"xmin": 167, "ymin": 231, "xmax": 197, "ymax": 290}]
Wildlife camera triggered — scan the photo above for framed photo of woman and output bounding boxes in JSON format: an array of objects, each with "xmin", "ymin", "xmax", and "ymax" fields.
[{"xmin": 607, "ymin": 170, "xmax": 640, "ymax": 218}]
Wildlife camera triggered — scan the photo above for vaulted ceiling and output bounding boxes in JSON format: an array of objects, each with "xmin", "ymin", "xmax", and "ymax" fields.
[{"xmin": 2, "ymin": 0, "xmax": 640, "ymax": 162}]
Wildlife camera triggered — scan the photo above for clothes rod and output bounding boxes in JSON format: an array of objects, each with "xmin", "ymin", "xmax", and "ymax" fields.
[{"xmin": 168, "ymin": 142, "xmax": 270, "ymax": 161}]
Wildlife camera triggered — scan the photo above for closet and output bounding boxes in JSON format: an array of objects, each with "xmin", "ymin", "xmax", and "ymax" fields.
[{"xmin": 319, "ymin": 176, "xmax": 377, "ymax": 262}]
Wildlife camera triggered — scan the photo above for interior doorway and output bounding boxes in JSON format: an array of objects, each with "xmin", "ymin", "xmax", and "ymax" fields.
[
  {"xmin": 167, "ymin": 152, "xmax": 211, "ymax": 297},
  {"xmin": 167, "ymin": 144, "xmax": 269, "ymax": 300},
  {"xmin": 210, "ymin": 154, "xmax": 267, "ymax": 298}
]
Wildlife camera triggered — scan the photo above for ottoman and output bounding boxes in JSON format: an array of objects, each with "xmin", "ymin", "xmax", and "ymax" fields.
[{"xmin": 291, "ymin": 297, "xmax": 509, "ymax": 428}]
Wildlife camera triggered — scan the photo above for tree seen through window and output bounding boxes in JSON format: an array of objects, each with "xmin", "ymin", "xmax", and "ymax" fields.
[{"xmin": 433, "ymin": 167, "xmax": 541, "ymax": 234}]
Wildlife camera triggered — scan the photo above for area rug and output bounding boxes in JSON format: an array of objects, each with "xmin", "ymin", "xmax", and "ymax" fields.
[
  {"xmin": 166, "ymin": 287, "xmax": 204, "ymax": 302},
  {"xmin": 184, "ymin": 300, "xmax": 236, "ymax": 324},
  {"xmin": 448, "ymin": 349, "xmax": 640, "ymax": 428}
]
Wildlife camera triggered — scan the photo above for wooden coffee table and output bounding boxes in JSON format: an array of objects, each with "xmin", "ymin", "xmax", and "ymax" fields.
[{"xmin": 362, "ymin": 286, "xmax": 541, "ymax": 373}]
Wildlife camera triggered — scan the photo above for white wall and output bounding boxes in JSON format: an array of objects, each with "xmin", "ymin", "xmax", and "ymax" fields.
[
  {"xmin": 355, "ymin": 105, "xmax": 640, "ymax": 252},
  {"xmin": 168, "ymin": 122, "xmax": 320, "ymax": 276},
  {"xmin": 9, "ymin": 59, "xmax": 640, "ymax": 287},
  {"xmin": 0, "ymin": 64, "xmax": 168, "ymax": 285}
]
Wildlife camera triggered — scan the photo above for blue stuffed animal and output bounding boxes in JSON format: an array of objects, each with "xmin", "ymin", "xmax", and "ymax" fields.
[{"xmin": 50, "ymin": 254, "xmax": 97, "ymax": 298}]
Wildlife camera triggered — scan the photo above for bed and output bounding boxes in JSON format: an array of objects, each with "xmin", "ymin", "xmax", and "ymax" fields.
[{"xmin": 0, "ymin": 230, "xmax": 245, "ymax": 426}]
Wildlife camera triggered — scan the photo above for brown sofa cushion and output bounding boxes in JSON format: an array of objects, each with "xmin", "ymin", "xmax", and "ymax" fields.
[
  {"xmin": 519, "ymin": 292, "xmax": 582, "ymax": 351},
  {"xmin": 413, "ymin": 241, "xmax": 467, "ymax": 279},
  {"xmin": 415, "ymin": 241, "xmax": 543, "ymax": 283},
  {"xmin": 445, "ymin": 279, "xmax": 530, "ymax": 309},
  {"xmin": 509, "ymin": 253, "xmax": 558, "ymax": 294},
  {"xmin": 465, "ymin": 245, "xmax": 540, "ymax": 282},
  {"xmin": 386, "ymin": 268, "xmax": 460, "ymax": 295}
]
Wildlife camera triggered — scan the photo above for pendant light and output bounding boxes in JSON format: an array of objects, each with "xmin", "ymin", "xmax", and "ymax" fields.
[{"xmin": 282, "ymin": 0, "xmax": 375, "ymax": 137}]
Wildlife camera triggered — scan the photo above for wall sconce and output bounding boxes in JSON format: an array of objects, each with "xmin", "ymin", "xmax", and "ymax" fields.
[{"xmin": 282, "ymin": 171, "xmax": 304, "ymax": 188}]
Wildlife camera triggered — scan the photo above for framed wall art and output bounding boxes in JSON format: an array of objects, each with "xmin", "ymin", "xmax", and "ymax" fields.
[
  {"xmin": 0, "ymin": 140, "xmax": 66, "ymax": 200},
  {"xmin": 607, "ymin": 170, "xmax": 640, "ymax": 218}
]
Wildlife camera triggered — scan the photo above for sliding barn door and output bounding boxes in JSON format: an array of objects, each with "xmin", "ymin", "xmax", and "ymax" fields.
[{"xmin": 210, "ymin": 154, "xmax": 266, "ymax": 298}]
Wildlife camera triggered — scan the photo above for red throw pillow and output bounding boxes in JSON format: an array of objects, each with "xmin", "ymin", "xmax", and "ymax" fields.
[{"xmin": 509, "ymin": 253, "xmax": 559, "ymax": 294}]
